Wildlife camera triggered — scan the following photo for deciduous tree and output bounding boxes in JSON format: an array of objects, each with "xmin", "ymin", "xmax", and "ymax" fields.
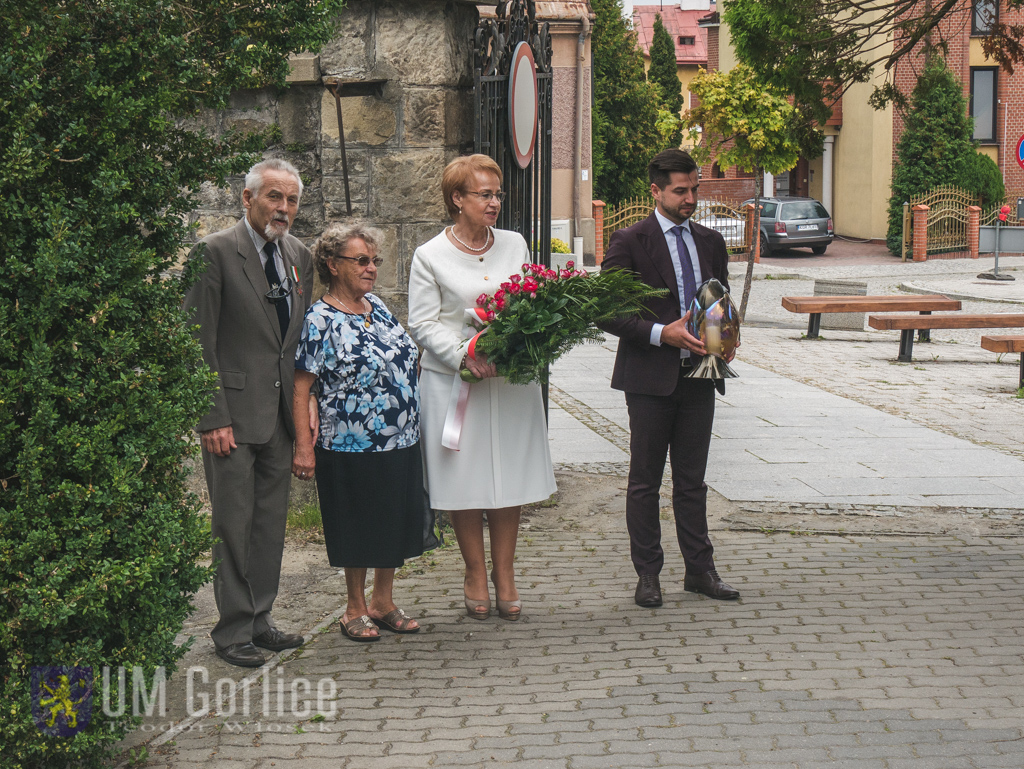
[
  {"xmin": 686, "ymin": 65, "xmax": 819, "ymax": 318},
  {"xmin": 725, "ymin": 0, "xmax": 1024, "ymax": 122}
]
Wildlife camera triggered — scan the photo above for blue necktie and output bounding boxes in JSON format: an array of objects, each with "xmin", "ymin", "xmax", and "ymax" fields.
[
  {"xmin": 672, "ymin": 225, "xmax": 698, "ymax": 315},
  {"xmin": 263, "ymin": 242, "xmax": 290, "ymax": 337}
]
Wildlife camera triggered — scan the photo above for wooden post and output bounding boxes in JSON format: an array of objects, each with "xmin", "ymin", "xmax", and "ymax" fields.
[
  {"xmin": 912, "ymin": 204, "xmax": 929, "ymax": 262},
  {"xmin": 592, "ymin": 200, "xmax": 606, "ymax": 265},
  {"xmin": 968, "ymin": 205, "xmax": 981, "ymax": 259}
]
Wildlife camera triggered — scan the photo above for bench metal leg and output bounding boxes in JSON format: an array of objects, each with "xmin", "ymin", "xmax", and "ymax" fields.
[
  {"xmin": 917, "ymin": 310, "xmax": 931, "ymax": 343},
  {"xmin": 806, "ymin": 313, "xmax": 821, "ymax": 338},
  {"xmin": 1019, "ymin": 353, "xmax": 1024, "ymax": 391},
  {"xmin": 898, "ymin": 329, "xmax": 915, "ymax": 362}
]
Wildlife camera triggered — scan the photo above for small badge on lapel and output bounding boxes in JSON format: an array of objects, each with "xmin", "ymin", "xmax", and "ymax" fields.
[{"xmin": 289, "ymin": 265, "xmax": 302, "ymax": 295}]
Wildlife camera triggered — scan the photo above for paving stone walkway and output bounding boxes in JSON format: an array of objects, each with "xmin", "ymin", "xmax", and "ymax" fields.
[
  {"xmin": 141, "ymin": 491, "xmax": 1024, "ymax": 768},
  {"xmin": 125, "ymin": 253, "xmax": 1024, "ymax": 769}
]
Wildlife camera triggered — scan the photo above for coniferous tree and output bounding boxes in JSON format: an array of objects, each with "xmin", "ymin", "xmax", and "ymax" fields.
[
  {"xmin": 886, "ymin": 57, "xmax": 984, "ymax": 254},
  {"xmin": 592, "ymin": 0, "xmax": 668, "ymax": 203},
  {"xmin": 648, "ymin": 14, "xmax": 684, "ymax": 146}
]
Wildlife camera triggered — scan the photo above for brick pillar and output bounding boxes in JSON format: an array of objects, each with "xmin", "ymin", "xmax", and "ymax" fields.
[
  {"xmin": 744, "ymin": 203, "xmax": 759, "ymax": 262},
  {"xmin": 912, "ymin": 204, "xmax": 929, "ymax": 262},
  {"xmin": 967, "ymin": 205, "xmax": 981, "ymax": 259},
  {"xmin": 593, "ymin": 200, "xmax": 606, "ymax": 265}
]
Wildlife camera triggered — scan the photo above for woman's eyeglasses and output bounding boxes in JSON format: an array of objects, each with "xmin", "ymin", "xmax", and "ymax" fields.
[
  {"xmin": 462, "ymin": 190, "xmax": 506, "ymax": 203},
  {"xmin": 333, "ymin": 255, "xmax": 385, "ymax": 267}
]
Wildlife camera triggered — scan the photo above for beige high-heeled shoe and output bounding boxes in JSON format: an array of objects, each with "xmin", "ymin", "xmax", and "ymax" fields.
[
  {"xmin": 464, "ymin": 580, "xmax": 491, "ymax": 620},
  {"xmin": 491, "ymin": 572, "xmax": 521, "ymax": 621}
]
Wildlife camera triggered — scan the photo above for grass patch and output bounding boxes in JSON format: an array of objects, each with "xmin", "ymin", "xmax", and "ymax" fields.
[{"xmin": 287, "ymin": 503, "xmax": 324, "ymax": 543}]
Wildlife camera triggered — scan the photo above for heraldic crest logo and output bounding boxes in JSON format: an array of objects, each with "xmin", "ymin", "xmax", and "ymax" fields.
[{"xmin": 31, "ymin": 666, "xmax": 94, "ymax": 737}]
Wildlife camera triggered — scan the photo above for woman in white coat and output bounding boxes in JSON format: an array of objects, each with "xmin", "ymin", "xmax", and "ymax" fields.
[{"xmin": 408, "ymin": 154, "xmax": 556, "ymax": 621}]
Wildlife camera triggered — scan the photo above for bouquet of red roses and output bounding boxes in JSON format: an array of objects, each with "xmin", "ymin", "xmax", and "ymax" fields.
[{"xmin": 461, "ymin": 260, "xmax": 666, "ymax": 385}]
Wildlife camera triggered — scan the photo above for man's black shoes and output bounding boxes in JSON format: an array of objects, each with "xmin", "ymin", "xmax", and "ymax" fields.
[
  {"xmin": 215, "ymin": 642, "xmax": 266, "ymax": 668},
  {"xmin": 684, "ymin": 569, "xmax": 740, "ymax": 600},
  {"xmin": 634, "ymin": 575, "xmax": 663, "ymax": 607},
  {"xmin": 253, "ymin": 628, "xmax": 305, "ymax": 652}
]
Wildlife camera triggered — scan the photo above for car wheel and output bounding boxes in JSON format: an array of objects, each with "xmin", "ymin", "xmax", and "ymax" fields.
[
  {"xmin": 759, "ymin": 232, "xmax": 772, "ymax": 258},
  {"xmin": 811, "ymin": 245, "xmax": 827, "ymax": 255}
]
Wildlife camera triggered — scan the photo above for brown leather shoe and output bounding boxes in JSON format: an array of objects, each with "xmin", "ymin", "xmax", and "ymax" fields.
[
  {"xmin": 252, "ymin": 628, "xmax": 304, "ymax": 652},
  {"xmin": 684, "ymin": 569, "xmax": 740, "ymax": 600},
  {"xmin": 634, "ymin": 575, "xmax": 663, "ymax": 607},
  {"xmin": 215, "ymin": 642, "xmax": 266, "ymax": 668}
]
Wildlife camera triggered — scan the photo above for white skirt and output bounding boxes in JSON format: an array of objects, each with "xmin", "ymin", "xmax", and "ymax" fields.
[{"xmin": 419, "ymin": 369, "xmax": 557, "ymax": 510}]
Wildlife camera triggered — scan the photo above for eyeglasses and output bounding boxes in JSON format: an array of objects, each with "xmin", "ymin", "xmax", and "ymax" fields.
[
  {"xmin": 462, "ymin": 190, "xmax": 506, "ymax": 203},
  {"xmin": 265, "ymin": 277, "xmax": 294, "ymax": 303},
  {"xmin": 333, "ymin": 255, "xmax": 385, "ymax": 267}
]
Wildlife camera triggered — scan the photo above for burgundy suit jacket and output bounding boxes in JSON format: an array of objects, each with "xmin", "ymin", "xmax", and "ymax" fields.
[{"xmin": 599, "ymin": 213, "xmax": 731, "ymax": 397}]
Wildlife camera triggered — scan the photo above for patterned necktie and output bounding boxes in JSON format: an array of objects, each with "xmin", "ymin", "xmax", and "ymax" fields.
[
  {"xmin": 672, "ymin": 224, "xmax": 698, "ymax": 315},
  {"xmin": 263, "ymin": 242, "xmax": 289, "ymax": 337}
]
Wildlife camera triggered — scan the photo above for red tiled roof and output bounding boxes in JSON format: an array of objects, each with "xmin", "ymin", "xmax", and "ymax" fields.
[{"xmin": 632, "ymin": 4, "xmax": 713, "ymax": 66}]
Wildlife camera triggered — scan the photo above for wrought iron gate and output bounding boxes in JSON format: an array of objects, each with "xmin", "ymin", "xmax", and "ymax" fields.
[{"xmin": 473, "ymin": 0, "xmax": 554, "ymax": 270}]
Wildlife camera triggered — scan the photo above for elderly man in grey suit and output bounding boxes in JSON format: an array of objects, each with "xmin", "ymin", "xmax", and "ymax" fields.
[{"xmin": 185, "ymin": 158, "xmax": 314, "ymax": 667}]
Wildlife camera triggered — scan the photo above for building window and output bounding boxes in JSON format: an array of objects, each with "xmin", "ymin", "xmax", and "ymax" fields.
[
  {"xmin": 678, "ymin": 36, "xmax": 695, "ymax": 45},
  {"xmin": 973, "ymin": 0, "xmax": 997, "ymax": 35},
  {"xmin": 970, "ymin": 67, "xmax": 997, "ymax": 142}
]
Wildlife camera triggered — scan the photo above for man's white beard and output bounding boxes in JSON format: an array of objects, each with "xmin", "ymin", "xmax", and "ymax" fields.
[{"xmin": 264, "ymin": 219, "xmax": 290, "ymax": 241}]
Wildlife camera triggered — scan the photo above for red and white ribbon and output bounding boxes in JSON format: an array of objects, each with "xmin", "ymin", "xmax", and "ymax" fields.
[{"xmin": 441, "ymin": 308, "xmax": 491, "ymax": 451}]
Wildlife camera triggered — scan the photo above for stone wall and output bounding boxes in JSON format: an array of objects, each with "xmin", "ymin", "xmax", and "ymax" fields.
[{"xmin": 187, "ymin": 0, "xmax": 480, "ymax": 320}]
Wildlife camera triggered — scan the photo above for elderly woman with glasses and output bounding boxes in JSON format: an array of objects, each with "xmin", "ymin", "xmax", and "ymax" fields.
[
  {"xmin": 408, "ymin": 154, "xmax": 556, "ymax": 622},
  {"xmin": 292, "ymin": 223, "xmax": 433, "ymax": 641}
]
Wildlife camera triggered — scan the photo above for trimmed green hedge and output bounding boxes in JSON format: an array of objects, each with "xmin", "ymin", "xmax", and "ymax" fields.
[{"xmin": 0, "ymin": 2, "xmax": 343, "ymax": 766}]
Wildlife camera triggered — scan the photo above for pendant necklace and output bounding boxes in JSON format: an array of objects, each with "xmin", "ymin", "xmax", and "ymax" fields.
[
  {"xmin": 328, "ymin": 291, "xmax": 372, "ymax": 329},
  {"xmin": 450, "ymin": 226, "xmax": 491, "ymax": 253}
]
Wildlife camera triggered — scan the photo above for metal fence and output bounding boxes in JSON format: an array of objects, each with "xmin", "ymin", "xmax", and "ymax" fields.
[{"xmin": 602, "ymin": 197, "xmax": 751, "ymax": 253}]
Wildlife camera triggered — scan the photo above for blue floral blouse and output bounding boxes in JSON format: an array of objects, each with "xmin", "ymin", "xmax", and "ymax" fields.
[{"xmin": 296, "ymin": 295, "xmax": 420, "ymax": 453}]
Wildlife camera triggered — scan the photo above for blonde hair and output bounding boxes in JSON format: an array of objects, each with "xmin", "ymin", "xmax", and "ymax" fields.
[{"xmin": 441, "ymin": 154, "xmax": 503, "ymax": 220}]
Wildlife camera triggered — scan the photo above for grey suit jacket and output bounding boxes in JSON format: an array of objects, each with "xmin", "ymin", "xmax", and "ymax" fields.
[
  {"xmin": 184, "ymin": 218, "xmax": 314, "ymax": 444},
  {"xmin": 599, "ymin": 213, "xmax": 731, "ymax": 397}
]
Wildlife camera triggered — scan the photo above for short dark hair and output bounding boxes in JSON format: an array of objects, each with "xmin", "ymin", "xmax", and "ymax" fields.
[{"xmin": 648, "ymin": 149, "xmax": 699, "ymax": 189}]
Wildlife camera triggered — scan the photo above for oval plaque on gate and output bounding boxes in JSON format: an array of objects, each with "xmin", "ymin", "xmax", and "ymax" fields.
[{"xmin": 508, "ymin": 42, "xmax": 538, "ymax": 169}]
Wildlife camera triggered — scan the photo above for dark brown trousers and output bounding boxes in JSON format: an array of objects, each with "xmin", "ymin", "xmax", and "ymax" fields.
[{"xmin": 624, "ymin": 368, "xmax": 716, "ymax": 576}]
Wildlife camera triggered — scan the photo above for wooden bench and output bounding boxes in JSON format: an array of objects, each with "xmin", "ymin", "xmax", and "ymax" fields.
[
  {"xmin": 867, "ymin": 313, "xmax": 1024, "ymax": 362},
  {"xmin": 980, "ymin": 335, "xmax": 1024, "ymax": 389},
  {"xmin": 782, "ymin": 295, "xmax": 962, "ymax": 339}
]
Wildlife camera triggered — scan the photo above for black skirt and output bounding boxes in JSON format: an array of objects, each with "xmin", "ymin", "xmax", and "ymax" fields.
[{"xmin": 314, "ymin": 443, "xmax": 430, "ymax": 568}]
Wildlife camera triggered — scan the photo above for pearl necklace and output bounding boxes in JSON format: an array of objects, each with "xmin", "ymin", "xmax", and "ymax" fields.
[
  {"xmin": 328, "ymin": 291, "xmax": 372, "ymax": 329},
  {"xmin": 449, "ymin": 226, "xmax": 492, "ymax": 253}
]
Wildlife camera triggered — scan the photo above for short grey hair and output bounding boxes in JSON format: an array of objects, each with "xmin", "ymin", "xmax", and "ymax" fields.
[
  {"xmin": 311, "ymin": 223, "xmax": 386, "ymax": 285},
  {"xmin": 244, "ymin": 158, "xmax": 304, "ymax": 200}
]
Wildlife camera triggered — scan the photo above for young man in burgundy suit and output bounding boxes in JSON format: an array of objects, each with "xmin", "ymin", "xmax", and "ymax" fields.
[{"xmin": 600, "ymin": 148, "xmax": 740, "ymax": 608}]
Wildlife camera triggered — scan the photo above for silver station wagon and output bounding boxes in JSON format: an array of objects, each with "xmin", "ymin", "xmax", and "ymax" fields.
[{"xmin": 743, "ymin": 196, "xmax": 834, "ymax": 256}]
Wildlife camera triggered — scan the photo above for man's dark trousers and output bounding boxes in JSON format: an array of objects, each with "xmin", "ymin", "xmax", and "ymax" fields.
[{"xmin": 625, "ymin": 369, "xmax": 716, "ymax": 577}]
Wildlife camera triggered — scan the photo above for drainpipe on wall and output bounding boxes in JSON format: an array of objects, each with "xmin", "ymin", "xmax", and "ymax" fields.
[{"xmin": 574, "ymin": 9, "xmax": 591, "ymax": 241}]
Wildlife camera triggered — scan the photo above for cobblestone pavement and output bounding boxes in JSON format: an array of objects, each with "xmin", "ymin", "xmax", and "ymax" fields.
[
  {"xmin": 138, "ymin": 479, "xmax": 1024, "ymax": 769},
  {"xmin": 123, "ymin": 253, "xmax": 1024, "ymax": 768},
  {"xmin": 734, "ymin": 256, "xmax": 1024, "ymax": 462}
]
